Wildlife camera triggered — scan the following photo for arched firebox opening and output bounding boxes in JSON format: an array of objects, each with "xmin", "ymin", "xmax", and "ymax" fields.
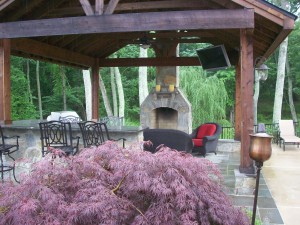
[
  {"xmin": 140, "ymin": 88, "xmax": 192, "ymax": 133},
  {"xmin": 150, "ymin": 107, "xmax": 178, "ymax": 129}
]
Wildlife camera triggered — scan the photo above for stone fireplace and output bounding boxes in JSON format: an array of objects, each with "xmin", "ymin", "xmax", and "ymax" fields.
[
  {"xmin": 140, "ymin": 42, "xmax": 192, "ymax": 133},
  {"xmin": 140, "ymin": 87, "xmax": 192, "ymax": 133}
]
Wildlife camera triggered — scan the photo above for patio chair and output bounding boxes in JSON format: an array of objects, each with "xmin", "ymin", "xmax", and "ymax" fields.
[
  {"xmin": 0, "ymin": 125, "xmax": 19, "ymax": 182},
  {"xmin": 78, "ymin": 121, "xmax": 126, "ymax": 148},
  {"xmin": 278, "ymin": 120, "xmax": 300, "ymax": 151},
  {"xmin": 143, "ymin": 128, "xmax": 193, "ymax": 153},
  {"xmin": 190, "ymin": 122, "xmax": 222, "ymax": 156},
  {"xmin": 39, "ymin": 121, "xmax": 80, "ymax": 157}
]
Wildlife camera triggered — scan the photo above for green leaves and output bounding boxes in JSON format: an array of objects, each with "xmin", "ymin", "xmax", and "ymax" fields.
[
  {"xmin": 179, "ymin": 67, "xmax": 228, "ymax": 127},
  {"xmin": 10, "ymin": 67, "xmax": 37, "ymax": 119}
]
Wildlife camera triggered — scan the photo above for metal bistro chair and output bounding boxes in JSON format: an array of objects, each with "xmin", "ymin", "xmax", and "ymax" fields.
[
  {"xmin": 78, "ymin": 121, "xmax": 126, "ymax": 148},
  {"xmin": 0, "ymin": 125, "xmax": 19, "ymax": 182},
  {"xmin": 39, "ymin": 121, "xmax": 80, "ymax": 157}
]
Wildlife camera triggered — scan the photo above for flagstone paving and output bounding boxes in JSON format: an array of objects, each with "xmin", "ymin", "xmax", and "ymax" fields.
[{"xmin": 201, "ymin": 144, "xmax": 287, "ymax": 225}]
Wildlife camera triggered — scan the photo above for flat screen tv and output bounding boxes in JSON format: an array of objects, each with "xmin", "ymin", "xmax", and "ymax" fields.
[{"xmin": 196, "ymin": 45, "xmax": 231, "ymax": 71}]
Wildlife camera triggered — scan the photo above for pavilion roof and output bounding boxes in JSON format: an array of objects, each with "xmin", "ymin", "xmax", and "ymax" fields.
[{"xmin": 0, "ymin": 0, "xmax": 297, "ymax": 68}]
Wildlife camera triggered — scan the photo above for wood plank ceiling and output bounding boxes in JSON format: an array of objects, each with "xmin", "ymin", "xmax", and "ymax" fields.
[{"xmin": 0, "ymin": 0, "xmax": 296, "ymax": 69}]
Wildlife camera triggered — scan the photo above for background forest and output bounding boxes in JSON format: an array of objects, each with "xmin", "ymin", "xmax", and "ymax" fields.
[{"xmin": 10, "ymin": 20, "xmax": 300, "ymax": 129}]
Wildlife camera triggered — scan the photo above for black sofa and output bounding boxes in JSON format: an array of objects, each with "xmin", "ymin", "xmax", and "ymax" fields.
[{"xmin": 143, "ymin": 128, "xmax": 193, "ymax": 153}]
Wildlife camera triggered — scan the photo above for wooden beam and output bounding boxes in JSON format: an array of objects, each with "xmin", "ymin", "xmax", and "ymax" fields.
[
  {"xmin": 0, "ymin": 39, "xmax": 12, "ymax": 124},
  {"xmin": 50, "ymin": 35, "xmax": 80, "ymax": 48},
  {"xmin": 0, "ymin": 0, "xmax": 14, "ymax": 11},
  {"xmin": 98, "ymin": 57, "xmax": 200, "ymax": 67},
  {"xmin": 95, "ymin": 42, "xmax": 128, "ymax": 58},
  {"xmin": 95, "ymin": 0, "xmax": 104, "ymax": 15},
  {"xmin": 115, "ymin": 0, "xmax": 215, "ymax": 11},
  {"xmin": 27, "ymin": 0, "xmax": 64, "ymax": 21},
  {"xmin": 5, "ymin": 0, "xmax": 44, "ymax": 21},
  {"xmin": 10, "ymin": 38, "xmax": 94, "ymax": 67},
  {"xmin": 239, "ymin": 28, "xmax": 254, "ymax": 174},
  {"xmin": 0, "ymin": 9, "xmax": 255, "ymax": 38},
  {"xmin": 104, "ymin": 0, "xmax": 120, "ymax": 15},
  {"xmin": 79, "ymin": 0, "xmax": 94, "ymax": 16},
  {"xmin": 230, "ymin": 0, "xmax": 293, "ymax": 26},
  {"xmin": 261, "ymin": 19, "xmax": 294, "ymax": 60},
  {"xmin": 50, "ymin": 0, "xmax": 219, "ymax": 16}
]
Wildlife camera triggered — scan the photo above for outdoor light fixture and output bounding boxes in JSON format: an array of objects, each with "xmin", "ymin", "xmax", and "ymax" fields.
[
  {"xmin": 253, "ymin": 57, "xmax": 269, "ymax": 125},
  {"xmin": 249, "ymin": 123, "xmax": 273, "ymax": 225},
  {"xmin": 139, "ymin": 36, "xmax": 151, "ymax": 49},
  {"xmin": 255, "ymin": 63, "xmax": 269, "ymax": 81},
  {"xmin": 254, "ymin": 57, "xmax": 269, "ymax": 81}
]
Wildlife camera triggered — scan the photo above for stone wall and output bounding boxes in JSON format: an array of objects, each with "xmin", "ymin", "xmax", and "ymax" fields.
[{"xmin": 140, "ymin": 88, "xmax": 192, "ymax": 133}]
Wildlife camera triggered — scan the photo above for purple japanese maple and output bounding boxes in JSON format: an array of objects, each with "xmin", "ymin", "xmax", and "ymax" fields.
[{"xmin": 0, "ymin": 141, "xmax": 250, "ymax": 225}]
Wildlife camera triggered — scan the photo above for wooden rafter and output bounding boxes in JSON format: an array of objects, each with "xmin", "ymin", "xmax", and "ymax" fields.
[
  {"xmin": 48, "ymin": 0, "xmax": 221, "ymax": 17},
  {"xmin": 114, "ymin": 0, "xmax": 220, "ymax": 11},
  {"xmin": 98, "ymin": 57, "xmax": 200, "ymax": 67},
  {"xmin": 0, "ymin": 9, "xmax": 254, "ymax": 38},
  {"xmin": 79, "ymin": 0, "xmax": 94, "ymax": 16},
  {"xmin": 7, "ymin": 0, "xmax": 64, "ymax": 22},
  {"xmin": 5, "ymin": 0, "xmax": 44, "ymax": 21},
  {"xmin": 230, "ymin": 0, "xmax": 292, "ymax": 26},
  {"xmin": 0, "ymin": 0, "xmax": 14, "ymax": 11},
  {"xmin": 262, "ymin": 26, "xmax": 294, "ymax": 60},
  {"xmin": 95, "ymin": 40, "xmax": 127, "ymax": 58},
  {"xmin": 10, "ymin": 38, "xmax": 94, "ymax": 67},
  {"xmin": 104, "ymin": 0, "xmax": 120, "ymax": 14},
  {"xmin": 95, "ymin": 0, "xmax": 104, "ymax": 15}
]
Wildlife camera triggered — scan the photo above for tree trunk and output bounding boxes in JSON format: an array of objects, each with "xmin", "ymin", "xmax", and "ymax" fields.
[
  {"xmin": 26, "ymin": 59, "xmax": 33, "ymax": 104},
  {"xmin": 139, "ymin": 47, "xmax": 149, "ymax": 105},
  {"xmin": 273, "ymin": 37, "xmax": 288, "ymax": 124},
  {"xmin": 286, "ymin": 56, "xmax": 298, "ymax": 123},
  {"xmin": 110, "ymin": 67, "xmax": 118, "ymax": 116},
  {"xmin": 272, "ymin": 0, "xmax": 290, "ymax": 124},
  {"xmin": 114, "ymin": 67, "xmax": 125, "ymax": 118},
  {"xmin": 99, "ymin": 71, "xmax": 113, "ymax": 116},
  {"xmin": 253, "ymin": 70, "xmax": 260, "ymax": 125},
  {"xmin": 82, "ymin": 70, "xmax": 92, "ymax": 120},
  {"xmin": 59, "ymin": 66, "xmax": 67, "ymax": 111},
  {"xmin": 36, "ymin": 60, "xmax": 43, "ymax": 119}
]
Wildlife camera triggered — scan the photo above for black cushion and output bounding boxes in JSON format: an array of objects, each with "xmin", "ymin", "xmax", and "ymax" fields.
[{"xmin": 143, "ymin": 129, "xmax": 193, "ymax": 153}]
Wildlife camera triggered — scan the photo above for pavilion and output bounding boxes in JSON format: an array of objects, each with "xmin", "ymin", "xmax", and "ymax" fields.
[{"xmin": 0, "ymin": 0, "xmax": 297, "ymax": 173}]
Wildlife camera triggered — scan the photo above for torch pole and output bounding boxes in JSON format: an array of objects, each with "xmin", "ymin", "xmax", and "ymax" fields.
[{"xmin": 251, "ymin": 161, "xmax": 263, "ymax": 225}]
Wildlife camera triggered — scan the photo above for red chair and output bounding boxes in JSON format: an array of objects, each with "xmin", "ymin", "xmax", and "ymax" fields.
[{"xmin": 190, "ymin": 123, "xmax": 222, "ymax": 156}]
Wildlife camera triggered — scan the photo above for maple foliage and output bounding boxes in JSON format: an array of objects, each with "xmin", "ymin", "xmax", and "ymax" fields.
[{"xmin": 0, "ymin": 141, "xmax": 249, "ymax": 225}]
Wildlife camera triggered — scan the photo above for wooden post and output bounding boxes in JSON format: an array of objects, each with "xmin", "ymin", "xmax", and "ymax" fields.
[
  {"xmin": 239, "ymin": 29, "xmax": 254, "ymax": 174},
  {"xmin": 235, "ymin": 62, "xmax": 242, "ymax": 140},
  {"xmin": 91, "ymin": 59, "xmax": 99, "ymax": 120},
  {"xmin": 0, "ymin": 39, "xmax": 12, "ymax": 124}
]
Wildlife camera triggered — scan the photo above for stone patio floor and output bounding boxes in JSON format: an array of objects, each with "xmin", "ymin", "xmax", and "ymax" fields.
[{"xmin": 200, "ymin": 143, "xmax": 300, "ymax": 225}]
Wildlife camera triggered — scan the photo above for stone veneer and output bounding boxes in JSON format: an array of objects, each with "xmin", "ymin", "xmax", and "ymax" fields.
[
  {"xmin": 140, "ymin": 87, "xmax": 192, "ymax": 133},
  {"xmin": 1, "ymin": 121, "xmax": 145, "ymax": 180}
]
